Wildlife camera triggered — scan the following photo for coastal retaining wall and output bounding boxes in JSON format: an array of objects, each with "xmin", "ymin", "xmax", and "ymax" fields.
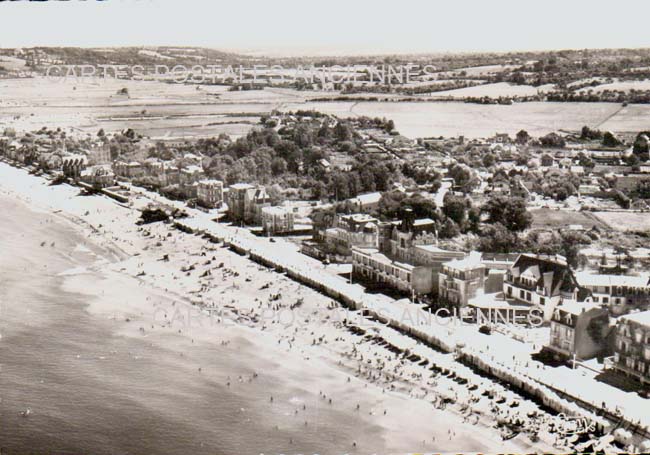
[{"xmin": 173, "ymin": 218, "xmax": 613, "ymax": 433}]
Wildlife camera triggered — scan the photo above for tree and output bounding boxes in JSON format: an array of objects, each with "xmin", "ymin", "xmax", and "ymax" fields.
[
  {"xmin": 477, "ymin": 223, "xmax": 520, "ymax": 253},
  {"xmin": 311, "ymin": 207, "xmax": 336, "ymax": 231},
  {"xmin": 577, "ymin": 152, "xmax": 595, "ymax": 170},
  {"xmin": 539, "ymin": 132, "xmax": 566, "ymax": 148},
  {"xmin": 467, "ymin": 206, "xmax": 481, "ymax": 233},
  {"xmin": 271, "ymin": 157, "xmax": 287, "ymax": 176},
  {"xmin": 515, "ymin": 130, "xmax": 530, "ymax": 145},
  {"xmin": 482, "ymin": 152, "xmax": 496, "ymax": 168},
  {"xmin": 580, "ymin": 126, "xmax": 602, "ymax": 141},
  {"xmin": 439, "ymin": 218, "xmax": 460, "ymax": 239},
  {"xmin": 442, "ymin": 194, "xmax": 467, "ymax": 226},
  {"xmin": 333, "ymin": 122, "xmax": 354, "ymax": 142},
  {"xmin": 482, "ymin": 195, "xmax": 532, "ymax": 232},
  {"xmin": 448, "ymin": 163, "xmax": 477, "ymax": 192},
  {"xmin": 602, "ymin": 131, "xmax": 621, "ymax": 147},
  {"xmin": 633, "ymin": 132, "xmax": 650, "ymax": 159}
]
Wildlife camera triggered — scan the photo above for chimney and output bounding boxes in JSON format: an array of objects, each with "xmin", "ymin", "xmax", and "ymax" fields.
[{"xmin": 401, "ymin": 207, "xmax": 415, "ymax": 233}]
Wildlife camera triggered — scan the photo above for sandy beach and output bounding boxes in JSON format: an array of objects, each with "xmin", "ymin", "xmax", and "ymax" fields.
[{"xmin": 0, "ymin": 161, "xmax": 560, "ymax": 454}]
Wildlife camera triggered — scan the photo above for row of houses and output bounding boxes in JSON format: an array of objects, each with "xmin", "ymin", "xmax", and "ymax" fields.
[
  {"xmin": 547, "ymin": 302, "xmax": 650, "ymax": 385},
  {"xmin": 1, "ymin": 140, "xmax": 299, "ymax": 235},
  {"xmin": 347, "ymin": 209, "xmax": 466, "ymax": 296},
  {"xmin": 436, "ymin": 250, "xmax": 650, "ymax": 384},
  {"xmin": 342, "ymin": 222, "xmax": 650, "ymax": 385}
]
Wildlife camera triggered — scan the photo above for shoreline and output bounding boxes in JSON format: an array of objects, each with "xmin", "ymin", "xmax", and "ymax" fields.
[{"xmin": 0, "ymin": 161, "xmax": 562, "ymax": 453}]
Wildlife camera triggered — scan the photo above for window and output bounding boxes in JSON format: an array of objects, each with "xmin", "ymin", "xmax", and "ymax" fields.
[
  {"xmin": 603, "ymin": 297, "xmax": 609, "ymax": 304},
  {"xmin": 526, "ymin": 292, "xmax": 532, "ymax": 302},
  {"xmin": 540, "ymin": 297, "xmax": 546, "ymax": 306},
  {"xmin": 520, "ymin": 290, "xmax": 525, "ymax": 299}
]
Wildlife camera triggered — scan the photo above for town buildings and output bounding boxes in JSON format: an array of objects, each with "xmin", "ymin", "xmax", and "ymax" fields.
[
  {"xmin": 613, "ymin": 311, "xmax": 650, "ymax": 384},
  {"xmin": 503, "ymin": 254, "xmax": 579, "ymax": 320},
  {"xmin": 226, "ymin": 183, "xmax": 271, "ymax": 224},
  {"xmin": 61, "ymin": 154, "xmax": 87, "ymax": 179},
  {"xmin": 438, "ymin": 253, "xmax": 486, "ymax": 308},
  {"xmin": 113, "ymin": 161, "xmax": 144, "ymax": 179},
  {"xmin": 576, "ymin": 272, "xmax": 650, "ymax": 315},
  {"xmin": 352, "ymin": 247, "xmax": 430, "ymax": 296},
  {"xmin": 351, "ymin": 210, "xmax": 464, "ymax": 297},
  {"xmin": 80, "ymin": 165, "xmax": 115, "ymax": 189},
  {"xmin": 346, "ymin": 191, "xmax": 382, "ymax": 213},
  {"xmin": 261, "ymin": 206, "xmax": 295, "ymax": 234},
  {"xmin": 86, "ymin": 143, "xmax": 112, "ymax": 165},
  {"xmin": 547, "ymin": 301, "xmax": 610, "ymax": 361},
  {"xmin": 321, "ymin": 213, "xmax": 380, "ymax": 258},
  {"xmin": 179, "ymin": 165, "xmax": 205, "ymax": 198},
  {"xmin": 196, "ymin": 179, "xmax": 223, "ymax": 209}
]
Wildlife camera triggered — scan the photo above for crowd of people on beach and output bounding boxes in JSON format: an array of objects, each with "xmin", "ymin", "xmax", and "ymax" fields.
[{"xmin": 42, "ymin": 186, "xmax": 616, "ymax": 453}]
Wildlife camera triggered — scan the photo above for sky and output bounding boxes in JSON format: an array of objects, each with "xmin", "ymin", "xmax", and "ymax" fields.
[{"xmin": 0, "ymin": 0, "xmax": 649, "ymax": 56}]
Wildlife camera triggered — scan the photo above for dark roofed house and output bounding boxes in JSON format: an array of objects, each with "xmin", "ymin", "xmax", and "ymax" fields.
[{"xmin": 504, "ymin": 254, "xmax": 580, "ymax": 320}]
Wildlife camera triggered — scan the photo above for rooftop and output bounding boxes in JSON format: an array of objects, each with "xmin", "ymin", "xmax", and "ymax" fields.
[
  {"xmin": 576, "ymin": 272, "xmax": 650, "ymax": 288},
  {"xmin": 414, "ymin": 244, "xmax": 464, "ymax": 256},
  {"xmin": 443, "ymin": 252, "xmax": 483, "ymax": 271},
  {"xmin": 413, "ymin": 218, "xmax": 436, "ymax": 226},
  {"xmin": 353, "ymin": 247, "xmax": 415, "ymax": 271},
  {"xmin": 555, "ymin": 300, "xmax": 602, "ymax": 317},
  {"xmin": 198, "ymin": 179, "xmax": 223, "ymax": 186},
  {"xmin": 262, "ymin": 206, "xmax": 291, "ymax": 216},
  {"xmin": 620, "ymin": 310, "xmax": 650, "ymax": 327},
  {"xmin": 182, "ymin": 165, "xmax": 203, "ymax": 173},
  {"xmin": 229, "ymin": 183, "xmax": 256, "ymax": 190},
  {"xmin": 350, "ymin": 192, "xmax": 382, "ymax": 205},
  {"xmin": 340, "ymin": 213, "xmax": 377, "ymax": 223}
]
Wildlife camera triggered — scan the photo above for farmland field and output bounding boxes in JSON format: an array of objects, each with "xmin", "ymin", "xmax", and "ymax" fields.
[
  {"xmin": 577, "ymin": 79, "xmax": 650, "ymax": 93},
  {"xmin": 429, "ymin": 82, "xmax": 555, "ymax": 98},
  {"xmin": 592, "ymin": 211, "xmax": 650, "ymax": 232},
  {"xmin": 287, "ymin": 100, "xmax": 629, "ymax": 138},
  {"xmin": 438, "ymin": 64, "xmax": 520, "ymax": 77},
  {"xmin": 3, "ymin": 77, "xmax": 650, "ymax": 140},
  {"xmin": 530, "ymin": 208, "xmax": 609, "ymax": 230}
]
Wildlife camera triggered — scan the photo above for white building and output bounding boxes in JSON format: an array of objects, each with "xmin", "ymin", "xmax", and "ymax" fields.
[
  {"xmin": 577, "ymin": 272, "xmax": 650, "ymax": 315},
  {"xmin": 196, "ymin": 179, "xmax": 224, "ymax": 208},
  {"xmin": 261, "ymin": 206, "xmax": 294, "ymax": 234}
]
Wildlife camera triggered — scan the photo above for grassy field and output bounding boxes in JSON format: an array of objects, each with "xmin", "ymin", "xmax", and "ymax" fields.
[
  {"xmin": 530, "ymin": 208, "xmax": 609, "ymax": 230},
  {"xmin": 431, "ymin": 82, "xmax": 555, "ymax": 98},
  {"xmin": 286, "ymin": 101, "xmax": 626, "ymax": 139},
  {"xmin": 577, "ymin": 79, "xmax": 650, "ymax": 93},
  {"xmin": 0, "ymin": 77, "xmax": 303, "ymax": 139},
  {"xmin": 4, "ymin": 77, "xmax": 650, "ymax": 140},
  {"xmin": 437, "ymin": 64, "xmax": 520, "ymax": 77},
  {"xmin": 592, "ymin": 211, "xmax": 650, "ymax": 232}
]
